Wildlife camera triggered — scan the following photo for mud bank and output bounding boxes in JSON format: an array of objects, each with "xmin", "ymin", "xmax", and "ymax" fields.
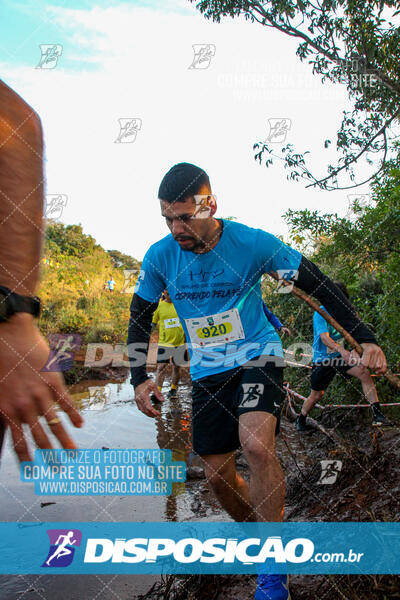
[{"xmin": 138, "ymin": 404, "xmax": 400, "ymax": 600}]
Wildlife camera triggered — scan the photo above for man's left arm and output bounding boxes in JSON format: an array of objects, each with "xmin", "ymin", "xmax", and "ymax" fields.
[
  {"xmin": 259, "ymin": 230, "xmax": 387, "ymax": 374},
  {"xmin": 286, "ymin": 256, "xmax": 386, "ymax": 373}
]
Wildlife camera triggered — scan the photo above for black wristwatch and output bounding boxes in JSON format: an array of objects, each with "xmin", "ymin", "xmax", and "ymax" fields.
[{"xmin": 0, "ymin": 285, "xmax": 41, "ymax": 322}]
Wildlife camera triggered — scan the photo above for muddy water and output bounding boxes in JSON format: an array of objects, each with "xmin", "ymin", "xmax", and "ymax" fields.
[
  {"xmin": 0, "ymin": 376, "xmax": 315, "ymax": 600},
  {"xmin": 0, "ymin": 376, "xmax": 223, "ymax": 600}
]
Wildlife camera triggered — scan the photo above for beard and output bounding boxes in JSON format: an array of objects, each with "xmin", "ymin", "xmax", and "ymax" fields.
[{"xmin": 174, "ymin": 236, "xmax": 204, "ymax": 252}]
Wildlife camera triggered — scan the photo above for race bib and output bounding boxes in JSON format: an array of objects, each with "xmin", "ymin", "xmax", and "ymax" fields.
[
  {"xmin": 184, "ymin": 308, "xmax": 245, "ymax": 347},
  {"xmin": 164, "ymin": 317, "xmax": 181, "ymax": 329}
]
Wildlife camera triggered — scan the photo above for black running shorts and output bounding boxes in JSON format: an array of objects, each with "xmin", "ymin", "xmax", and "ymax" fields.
[
  {"xmin": 191, "ymin": 356, "xmax": 285, "ymax": 456},
  {"xmin": 310, "ymin": 361, "xmax": 354, "ymax": 391}
]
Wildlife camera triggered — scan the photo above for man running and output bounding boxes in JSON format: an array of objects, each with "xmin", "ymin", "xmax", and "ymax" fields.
[
  {"xmin": 151, "ymin": 289, "xmax": 186, "ymax": 398},
  {"xmin": 106, "ymin": 275, "xmax": 116, "ymax": 293},
  {"xmin": 296, "ymin": 281, "xmax": 389, "ymax": 432},
  {"xmin": 127, "ymin": 163, "xmax": 386, "ymax": 600}
]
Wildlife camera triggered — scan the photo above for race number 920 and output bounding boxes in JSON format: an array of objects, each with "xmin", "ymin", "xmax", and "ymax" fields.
[{"xmin": 197, "ymin": 322, "xmax": 232, "ymax": 338}]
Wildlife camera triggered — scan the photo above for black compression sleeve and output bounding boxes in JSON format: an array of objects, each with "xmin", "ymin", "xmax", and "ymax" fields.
[
  {"xmin": 296, "ymin": 256, "xmax": 377, "ymax": 345},
  {"xmin": 127, "ymin": 293, "xmax": 159, "ymax": 388}
]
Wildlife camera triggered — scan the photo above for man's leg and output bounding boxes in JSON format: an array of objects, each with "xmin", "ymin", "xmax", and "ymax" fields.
[
  {"xmin": 346, "ymin": 365, "xmax": 378, "ymax": 403},
  {"xmin": 300, "ymin": 389, "xmax": 325, "ymax": 416},
  {"xmin": 346, "ymin": 365, "xmax": 389, "ymax": 424},
  {"xmin": 167, "ymin": 363, "xmax": 180, "ymax": 397},
  {"xmin": 155, "ymin": 362, "xmax": 169, "ymax": 390},
  {"xmin": 239, "ymin": 412, "xmax": 284, "ymax": 522},
  {"xmin": 171, "ymin": 365, "xmax": 180, "ymax": 388},
  {"xmin": 297, "ymin": 364, "xmax": 334, "ymax": 431},
  {"xmin": 296, "ymin": 389, "xmax": 324, "ymax": 432},
  {"xmin": 192, "ymin": 368, "xmax": 251, "ymax": 519},
  {"xmin": 201, "ymin": 451, "xmax": 254, "ymax": 521},
  {"xmin": 238, "ymin": 412, "xmax": 291, "ymax": 599}
]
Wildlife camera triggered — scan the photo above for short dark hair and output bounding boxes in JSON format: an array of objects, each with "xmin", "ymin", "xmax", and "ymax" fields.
[
  {"xmin": 334, "ymin": 280, "xmax": 350, "ymax": 299},
  {"xmin": 158, "ymin": 162, "xmax": 210, "ymax": 203}
]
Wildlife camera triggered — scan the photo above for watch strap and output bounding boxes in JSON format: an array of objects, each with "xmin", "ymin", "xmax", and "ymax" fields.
[
  {"xmin": 13, "ymin": 293, "xmax": 41, "ymax": 318},
  {"xmin": 0, "ymin": 285, "xmax": 41, "ymax": 319}
]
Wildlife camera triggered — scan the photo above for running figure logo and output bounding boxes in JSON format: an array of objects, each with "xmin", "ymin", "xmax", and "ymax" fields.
[
  {"xmin": 275, "ymin": 268, "xmax": 299, "ymax": 294},
  {"xmin": 87, "ymin": 385, "xmax": 111, "ymax": 410},
  {"xmin": 42, "ymin": 529, "xmax": 82, "ymax": 567},
  {"xmin": 265, "ymin": 118, "xmax": 291, "ymax": 143},
  {"xmin": 318, "ymin": 460, "xmax": 343, "ymax": 485},
  {"xmin": 122, "ymin": 269, "xmax": 139, "ymax": 294},
  {"xmin": 239, "ymin": 383, "xmax": 264, "ymax": 408},
  {"xmin": 45, "ymin": 194, "xmax": 68, "ymax": 220},
  {"xmin": 41, "ymin": 334, "xmax": 81, "ymax": 372},
  {"xmin": 115, "ymin": 118, "xmax": 142, "ymax": 143},
  {"xmin": 36, "ymin": 44, "xmax": 63, "ymax": 69},
  {"xmin": 188, "ymin": 44, "xmax": 216, "ymax": 69},
  {"xmin": 345, "ymin": 194, "xmax": 371, "ymax": 222},
  {"xmin": 134, "ymin": 269, "xmax": 146, "ymax": 293}
]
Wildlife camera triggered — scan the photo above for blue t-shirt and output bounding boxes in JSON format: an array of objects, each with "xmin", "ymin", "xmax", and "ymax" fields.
[
  {"xmin": 135, "ymin": 219, "xmax": 302, "ymax": 380},
  {"xmin": 312, "ymin": 305, "xmax": 343, "ymax": 363}
]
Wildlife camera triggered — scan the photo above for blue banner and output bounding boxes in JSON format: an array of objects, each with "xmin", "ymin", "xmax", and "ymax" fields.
[
  {"xmin": 1, "ymin": 522, "xmax": 399, "ymax": 574},
  {"xmin": 20, "ymin": 449, "xmax": 186, "ymax": 496}
]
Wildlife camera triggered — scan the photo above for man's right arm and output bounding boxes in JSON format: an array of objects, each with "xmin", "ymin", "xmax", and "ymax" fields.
[
  {"xmin": 127, "ymin": 294, "xmax": 158, "ymax": 388},
  {"xmin": 127, "ymin": 293, "xmax": 164, "ymax": 417}
]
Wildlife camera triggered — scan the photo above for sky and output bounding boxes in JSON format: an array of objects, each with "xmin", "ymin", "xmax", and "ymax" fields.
[{"xmin": 1, "ymin": 0, "xmax": 373, "ymax": 260}]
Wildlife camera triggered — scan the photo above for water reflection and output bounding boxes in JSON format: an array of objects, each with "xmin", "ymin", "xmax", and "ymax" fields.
[
  {"xmin": 155, "ymin": 394, "xmax": 190, "ymax": 521},
  {"xmin": 0, "ymin": 377, "xmax": 226, "ymax": 599}
]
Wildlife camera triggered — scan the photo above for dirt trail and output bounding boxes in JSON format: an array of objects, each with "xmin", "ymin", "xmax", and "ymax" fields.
[
  {"xmin": 62, "ymin": 359, "xmax": 400, "ymax": 599},
  {"xmin": 138, "ymin": 397, "xmax": 400, "ymax": 600}
]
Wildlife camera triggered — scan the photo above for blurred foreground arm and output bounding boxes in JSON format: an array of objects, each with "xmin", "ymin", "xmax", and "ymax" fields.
[{"xmin": 0, "ymin": 79, "xmax": 83, "ymax": 462}]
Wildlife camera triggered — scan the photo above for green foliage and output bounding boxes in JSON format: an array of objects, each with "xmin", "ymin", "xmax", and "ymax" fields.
[
  {"xmin": 39, "ymin": 223, "xmax": 138, "ymax": 345},
  {"xmin": 273, "ymin": 154, "xmax": 400, "ymax": 402},
  {"xmin": 107, "ymin": 249, "xmax": 140, "ymax": 270},
  {"xmin": 45, "ymin": 223, "xmax": 100, "ymax": 257}
]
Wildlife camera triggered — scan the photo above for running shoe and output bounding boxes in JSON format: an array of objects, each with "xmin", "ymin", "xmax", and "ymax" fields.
[
  {"xmin": 295, "ymin": 415, "xmax": 314, "ymax": 433},
  {"xmin": 372, "ymin": 412, "xmax": 391, "ymax": 426},
  {"xmin": 255, "ymin": 574, "xmax": 290, "ymax": 600}
]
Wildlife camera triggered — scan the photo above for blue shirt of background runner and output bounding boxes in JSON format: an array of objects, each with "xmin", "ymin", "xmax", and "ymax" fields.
[
  {"xmin": 134, "ymin": 219, "xmax": 302, "ymax": 380},
  {"xmin": 312, "ymin": 305, "xmax": 343, "ymax": 363}
]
